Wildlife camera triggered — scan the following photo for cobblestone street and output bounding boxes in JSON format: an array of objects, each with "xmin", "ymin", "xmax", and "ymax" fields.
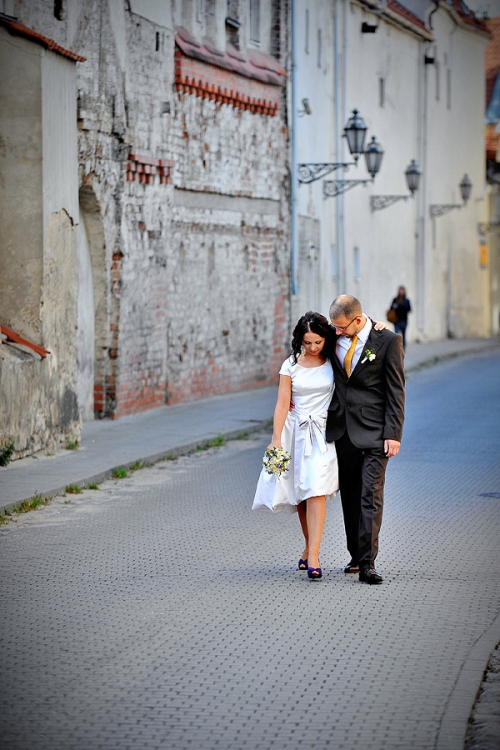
[{"xmin": 1, "ymin": 351, "xmax": 499, "ymax": 750}]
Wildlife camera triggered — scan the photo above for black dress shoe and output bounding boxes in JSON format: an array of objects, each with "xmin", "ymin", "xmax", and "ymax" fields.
[
  {"xmin": 359, "ymin": 568, "xmax": 383, "ymax": 584},
  {"xmin": 344, "ymin": 560, "xmax": 360, "ymax": 573}
]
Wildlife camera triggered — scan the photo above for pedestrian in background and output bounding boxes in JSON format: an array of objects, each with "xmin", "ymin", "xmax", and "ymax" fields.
[{"xmin": 390, "ymin": 286, "xmax": 412, "ymax": 350}]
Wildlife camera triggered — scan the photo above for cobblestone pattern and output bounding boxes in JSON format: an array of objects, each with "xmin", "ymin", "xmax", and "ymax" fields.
[{"xmin": 0, "ymin": 353, "xmax": 499, "ymax": 749}]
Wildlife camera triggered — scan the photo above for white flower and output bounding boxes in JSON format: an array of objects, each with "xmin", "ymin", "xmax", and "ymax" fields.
[{"xmin": 363, "ymin": 348, "xmax": 376, "ymax": 363}]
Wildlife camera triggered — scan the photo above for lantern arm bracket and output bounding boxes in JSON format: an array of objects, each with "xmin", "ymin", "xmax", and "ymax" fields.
[
  {"xmin": 429, "ymin": 203, "xmax": 462, "ymax": 218},
  {"xmin": 323, "ymin": 178, "xmax": 373, "ymax": 199},
  {"xmin": 298, "ymin": 162, "xmax": 354, "ymax": 184},
  {"xmin": 477, "ymin": 219, "xmax": 500, "ymax": 234},
  {"xmin": 370, "ymin": 195, "xmax": 412, "ymax": 211}
]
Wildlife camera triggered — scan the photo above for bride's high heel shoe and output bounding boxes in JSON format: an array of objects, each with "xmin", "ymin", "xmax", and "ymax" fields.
[
  {"xmin": 298, "ymin": 558, "xmax": 308, "ymax": 570},
  {"xmin": 307, "ymin": 566, "xmax": 322, "ymax": 580}
]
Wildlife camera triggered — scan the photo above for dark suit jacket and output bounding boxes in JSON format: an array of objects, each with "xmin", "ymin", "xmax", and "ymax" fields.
[{"xmin": 326, "ymin": 323, "xmax": 405, "ymax": 449}]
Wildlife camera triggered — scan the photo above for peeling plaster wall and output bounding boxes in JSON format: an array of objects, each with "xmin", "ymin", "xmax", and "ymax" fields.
[
  {"xmin": 0, "ymin": 28, "xmax": 44, "ymax": 345},
  {"xmin": 77, "ymin": 219, "xmax": 95, "ymax": 421},
  {"xmin": 0, "ymin": 29, "xmax": 81, "ymax": 455},
  {"xmin": 0, "ymin": 210, "xmax": 79, "ymax": 456}
]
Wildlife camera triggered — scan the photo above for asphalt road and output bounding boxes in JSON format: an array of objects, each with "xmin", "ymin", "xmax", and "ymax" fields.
[{"xmin": 1, "ymin": 351, "xmax": 499, "ymax": 750}]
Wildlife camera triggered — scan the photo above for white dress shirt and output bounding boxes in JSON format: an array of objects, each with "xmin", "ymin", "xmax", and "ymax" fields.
[{"xmin": 336, "ymin": 316, "xmax": 372, "ymax": 374}]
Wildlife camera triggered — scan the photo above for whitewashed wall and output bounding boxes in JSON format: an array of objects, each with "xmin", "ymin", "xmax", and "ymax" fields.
[
  {"xmin": 292, "ymin": 0, "xmax": 490, "ymax": 340},
  {"xmin": 293, "ymin": 0, "xmax": 338, "ymax": 324}
]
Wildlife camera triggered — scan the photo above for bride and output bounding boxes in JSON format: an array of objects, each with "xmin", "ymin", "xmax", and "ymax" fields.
[{"xmin": 253, "ymin": 311, "xmax": 386, "ymax": 580}]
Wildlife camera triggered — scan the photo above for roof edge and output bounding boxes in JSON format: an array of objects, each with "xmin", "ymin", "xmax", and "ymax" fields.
[
  {"xmin": 354, "ymin": 0, "xmax": 434, "ymax": 41},
  {"xmin": 0, "ymin": 14, "xmax": 86, "ymax": 62},
  {"xmin": 175, "ymin": 27, "xmax": 285, "ymax": 87},
  {"xmin": 437, "ymin": 1, "xmax": 491, "ymax": 39}
]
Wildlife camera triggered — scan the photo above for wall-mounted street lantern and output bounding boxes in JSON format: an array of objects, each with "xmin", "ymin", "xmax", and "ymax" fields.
[
  {"xmin": 298, "ymin": 108, "xmax": 377, "ymax": 185},
  {"xmin": 298, "ymin": 161, "xmax": 354, "ymax": 183},
  {"xmin": 370, "ymin": 159, "xmax": 421, "ymax": 211},
  {"xmin": 344, "ymin": 109, "xmax": 368, "ymax": 162},
  {"xmin": 429, "ymin": 174, "xmax": 472, "ymax": 217},
  {"xmin": 324, "ymin": 134, "xmax": 384, "ymax": 198},
  {"xmin": 477, "ymin": 218, "xmax": 500, "ymax": 234},
  {"xmin": 365, "ymin": 136, "xmax": 384, "ymax": 177}
]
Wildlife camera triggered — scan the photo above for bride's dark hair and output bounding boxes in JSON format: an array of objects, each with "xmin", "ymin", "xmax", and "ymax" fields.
[{"xmin": 291, "ymin": 311, "xmax": 334, "ymax": 363}]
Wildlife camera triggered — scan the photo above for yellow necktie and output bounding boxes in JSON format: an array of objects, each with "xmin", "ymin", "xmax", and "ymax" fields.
[{"xmin": 344, "ymin": 335, "xmax": 358, "ymax": 378}]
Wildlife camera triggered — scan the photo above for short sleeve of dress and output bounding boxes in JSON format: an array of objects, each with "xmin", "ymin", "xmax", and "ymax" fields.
[{"xmin": 279, "ymin": 357, "xmax": 294, "ymax": 377}]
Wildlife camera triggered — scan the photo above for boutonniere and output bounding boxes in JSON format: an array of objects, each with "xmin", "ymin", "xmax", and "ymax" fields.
[{"xmin": 360, "ymin": 348, "xmax": 376, "ymax": 364}]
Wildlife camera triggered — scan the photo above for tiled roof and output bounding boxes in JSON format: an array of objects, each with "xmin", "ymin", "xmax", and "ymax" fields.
[
  {"xmin": 444, "ymin": 0, "xmax": 488, "ymax": 33},
  {"xmin": 175, "ymin": 27, "xmax": 285, "ymax": 87},
  {"xmin": 387, "ymin": 0, "xmax": 428, "ymax": 32},
  {"xmin": 486, "ymin": 123, "xmax": 499, "ymax": 160},
  {"xmin": 382, "ymin": 0, "xmax": 488, "ymax": 38},
  {"xmin": 0, "ymin": 14, "xmax": 85, "ymax": 62}
]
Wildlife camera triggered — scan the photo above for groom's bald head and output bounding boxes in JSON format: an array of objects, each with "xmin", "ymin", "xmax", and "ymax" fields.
[{"xmin": 329, "ymin": 295, "xmax": 363, "ymax": 320}]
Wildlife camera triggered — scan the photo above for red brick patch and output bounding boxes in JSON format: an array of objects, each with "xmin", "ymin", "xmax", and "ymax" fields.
[{"xmin": 126, "ymin": 155, "xmax": 174, "ymax": 185}]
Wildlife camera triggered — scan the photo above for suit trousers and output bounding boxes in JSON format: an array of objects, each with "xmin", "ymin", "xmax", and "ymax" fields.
[{"xmin": 335, "ymin": 431, "xmax": 389, "ymax": 570}]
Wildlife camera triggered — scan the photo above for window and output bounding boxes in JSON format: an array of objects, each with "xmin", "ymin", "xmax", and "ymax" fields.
[
  {"xmin": 54, "ymin": 0, "xmax": 64, "ymax": 20},
  {"xmin": 155, "ymin": 32, "xmax": 160, "ymax": 52},
  {"xmin": 250, "ymin": 0, "xmax": 260, "ymax": 45},
  {"xmin": 305, "ymin": 9, "xmax": 310, "ymax": 54},
  {"xmin": 379, "ymin": 77, "xmax": 385, "ymax": 107},
  {"xmin": 317, "ymin": 28, "xmax": 322, "ymax": 68},
  {"xmin": 226, "ymin": 0, "xmax": 240, "ymax": 48}
]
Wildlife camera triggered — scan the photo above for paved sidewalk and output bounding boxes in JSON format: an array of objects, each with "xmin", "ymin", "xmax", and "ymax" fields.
[{"xmin": 1, "ymin": 336, "xmax": 498, "ymax": 511}]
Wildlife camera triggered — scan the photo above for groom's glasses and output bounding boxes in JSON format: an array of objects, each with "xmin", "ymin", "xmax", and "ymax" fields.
[{"xmin": 332, "ymin": 316, "xmax": 358, "ymax": 333}]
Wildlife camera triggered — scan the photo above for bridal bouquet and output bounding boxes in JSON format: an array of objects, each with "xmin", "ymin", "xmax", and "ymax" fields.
[{"xmin": 262, "ymin": 447, "xmax": 291, "ymax": 478}]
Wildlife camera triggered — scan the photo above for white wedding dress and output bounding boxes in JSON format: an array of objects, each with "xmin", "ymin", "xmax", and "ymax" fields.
[{"xmin": 252, "ymin": 356, "xmax": 339, "ymax": 513}]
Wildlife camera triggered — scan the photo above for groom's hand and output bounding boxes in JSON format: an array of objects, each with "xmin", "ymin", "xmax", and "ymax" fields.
[{"xmin": 384, "ymin": 439, "xmax": 400, "ymax": 458}]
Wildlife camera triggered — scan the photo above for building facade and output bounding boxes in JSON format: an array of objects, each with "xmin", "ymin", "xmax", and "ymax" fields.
[
  {"xmin": 292, "ymin": 0, "xmax": 490, "ymax": 341},
  {"xmin": 0, "ymin": 0, "xmax": 291, "ymax": 458},
  {"xmin": 0, "ymin": 0, "xmax": 492, "ymax": 460},
  {"xmin": 0, "ymin": 18, "xmax": 84, "ymax": 456}
]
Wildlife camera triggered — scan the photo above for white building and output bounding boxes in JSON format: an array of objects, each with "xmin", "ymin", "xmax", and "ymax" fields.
[{"xmin": 292, "ymin": 0, "xmax": 490, "ymax": 341}]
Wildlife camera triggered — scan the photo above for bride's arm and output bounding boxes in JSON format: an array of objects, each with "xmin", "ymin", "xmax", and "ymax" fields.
[
  {"xmin": 374, "ymin": 320, "xmax": 389, "ymax": 330},
  {"xmin": 268, "ymin": 374, "xmax": 292, "ymax": 450}
]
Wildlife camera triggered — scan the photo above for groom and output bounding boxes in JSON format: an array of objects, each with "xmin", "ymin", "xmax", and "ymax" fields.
[{"xmin": 326, "ymin": 295, "xmax": 405, "ymax": 584}]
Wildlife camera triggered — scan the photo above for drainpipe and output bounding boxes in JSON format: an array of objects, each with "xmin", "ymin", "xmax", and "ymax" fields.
[
  {"xmin": 334, "ymin": 0, "xmax": 342, "ymax": 295},
  {"xmin": 417, "ymin": 40, "xmax": 428, "ymax": 335},
  {"xmin": 341, "ymin": 0, "xmax": 349, "ymax": 293},
  {"xmin": 291, "ymin": 0, "xmax": 299, "ymax": 295}
]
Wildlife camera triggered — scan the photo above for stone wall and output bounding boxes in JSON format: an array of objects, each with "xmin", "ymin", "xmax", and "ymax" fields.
[
  {"xmin": 0, "ymin": 21, "xmax": 81, "ymax": 456},
  {"xmin": 1, "ymin": 0, "xmax": 291, "ymax": 433},
  {"xmin": 0, "ymin": 209, "xmax": 79, "ymax": 457}
]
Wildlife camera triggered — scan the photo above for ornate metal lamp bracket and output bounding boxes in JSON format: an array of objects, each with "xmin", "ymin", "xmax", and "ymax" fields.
[
  {"xmin": 323, "ymin": 179, "xmax": 373, "ymax": 198},
  {"xmin": 298, "ymin": 162, "xmax": 353, "ymax": 184},
  {"xmin": 477, "ymin": 219, "xmax": 500, "ymax": 234},
  {"xmin": 429, "ymin": 204, "xmax": 462, "ymax": 218},
  {"xmin": 370, "ymin": 195, "xmax": 411, "ymax": 211}
]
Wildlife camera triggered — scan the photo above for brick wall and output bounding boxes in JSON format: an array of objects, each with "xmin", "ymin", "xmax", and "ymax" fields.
[{"xmin": 11, "ymin": 0, "xmax": 291, "ymax": 420}]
